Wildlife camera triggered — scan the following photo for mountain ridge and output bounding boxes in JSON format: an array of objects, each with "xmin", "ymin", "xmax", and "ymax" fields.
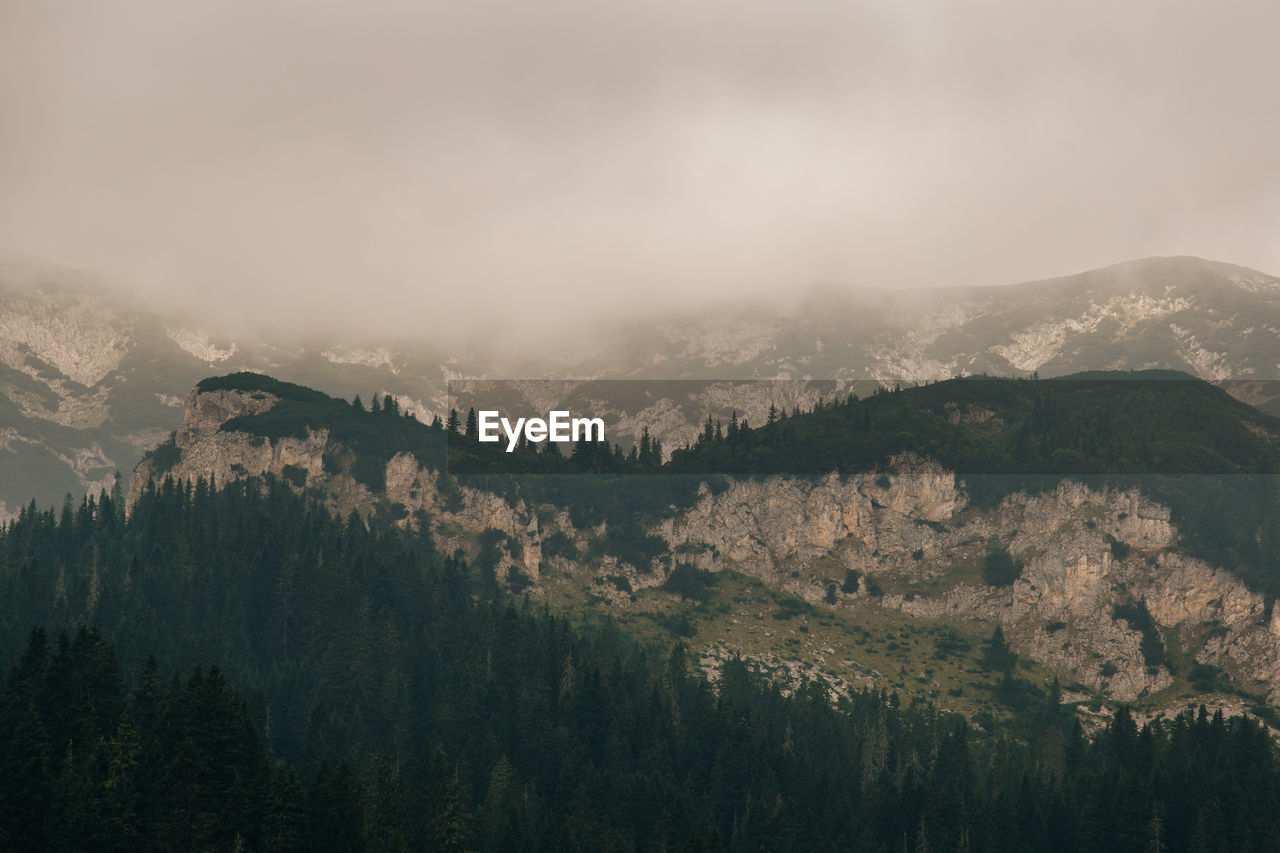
[
  {"xmin": 5, "ymin": 253, "xmax": 1280, "ymax": 519},
  {"xmin": 125, "ymin": 370, "xmax": 1280, "ymax": 724}
]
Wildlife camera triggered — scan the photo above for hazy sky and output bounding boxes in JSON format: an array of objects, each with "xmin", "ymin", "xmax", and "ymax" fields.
[{"xmin": 2, "ymin": 1, "xmax": 1278, "ymax": 338}]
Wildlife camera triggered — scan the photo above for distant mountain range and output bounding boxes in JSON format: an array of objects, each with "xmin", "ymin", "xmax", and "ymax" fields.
[{"xmin": 4, "ymin": 254, "xmax": 1280, "ymax": 517}]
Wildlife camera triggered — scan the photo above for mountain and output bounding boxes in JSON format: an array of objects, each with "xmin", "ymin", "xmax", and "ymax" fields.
[
  {"xmin": 13, "ymin": 474, "xmax": 1280, "ymax": 850},
  {"xmin": 0, "ymin": 268, "xmax": 464, "ymax": 519},
  {"xmin": 5, "ymin": 254, "xmax": 1280, "ymax": 521},
  {"xmin": 591, "ymin": 255, "xmax": 1280, "ymax": 383},
  {"xmin": 8, "ymin": 254, "xmax": 1280, "ymax": 848},
  {"xmin": 127, "ymin": 370, "xmax": 1280, "ymax": 726}
]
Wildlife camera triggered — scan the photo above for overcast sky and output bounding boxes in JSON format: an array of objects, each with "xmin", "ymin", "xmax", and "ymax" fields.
[{"xmin": 2, "ymin": 1, "xmax": 1278, "ymax": 339}]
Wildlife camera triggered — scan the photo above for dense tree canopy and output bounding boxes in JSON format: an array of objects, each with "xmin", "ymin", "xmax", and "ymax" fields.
[{"xmin": 3, "ymin": 480, "xmax": 1280, "ymax": 850}]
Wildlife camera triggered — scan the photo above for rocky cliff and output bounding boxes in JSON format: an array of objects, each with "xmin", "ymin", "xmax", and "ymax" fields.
[
  {"xmin": 130, "ymin": 385, "xmax": 549, "ymax": 587},
  {"xmin": 129, "ymin": 387, "xmax": 331, "ymax": 508},
  {"xmin": 660, "ymin": 464, "xmax": 1280, "ymax": 705}
]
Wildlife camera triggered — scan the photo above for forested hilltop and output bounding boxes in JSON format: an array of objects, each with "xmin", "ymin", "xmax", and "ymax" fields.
[
  {"xmin": 4, "ymin": 480, "xmax": 1280, "ymax": 851},
  {"xmin": 160, "ymin": 369, "xmax": 1280, "ymax": 596}
]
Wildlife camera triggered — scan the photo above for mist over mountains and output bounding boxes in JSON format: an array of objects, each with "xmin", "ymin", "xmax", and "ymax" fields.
[{"xmin": 2, "ymin": 254, "xmax": 1279, "ymax": 517}]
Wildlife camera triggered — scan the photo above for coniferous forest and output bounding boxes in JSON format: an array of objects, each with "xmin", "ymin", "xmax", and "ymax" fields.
[
  {"xmin": 3, "ymin": 478, "xmax": 1280, "ymax": 850},
  {"xmin": 8, "ymin": 0, "xmax": 1280, "ymax": 847}
]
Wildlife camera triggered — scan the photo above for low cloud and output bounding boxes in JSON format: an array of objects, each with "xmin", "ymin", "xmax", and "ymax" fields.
[{"xmin": 2, "ymin": 1, "xmax": 1277, "ymax": 342}]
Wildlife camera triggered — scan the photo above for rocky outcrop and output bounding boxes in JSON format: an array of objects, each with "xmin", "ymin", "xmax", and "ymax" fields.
[
  {"xmin": 0, "ymin": 287, "xmax": 131, "ymax": 387},
  {"xmin": 661, "ymin": 456, "xmax": 963, "ymax": 592},
  {"xmin": 129, "ymin": 386, "xmax": 549, "ymax": 585},
  {"xmin": 383, "ymin": 452, "xmax": 543, "ymax": 582},
  {"xmin": 128, "ymin": 387, "xmax": 331, "ymax": 509},
  {"xmin": 661, "ymin": 466, "xmax": 1280, "ymax": 705},
  {"xmin": 165, "ymin": 328, "xmax": 237, "ymax": 363}
]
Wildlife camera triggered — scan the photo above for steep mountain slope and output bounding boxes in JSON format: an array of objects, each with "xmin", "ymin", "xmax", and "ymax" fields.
[
  {"xmin": 130, "ymin": 371, "xmax": 1280, "ymax": 725},
  {"xmin": 6, "ymin": 254, "xmax": 1280, "ymax": 521}
]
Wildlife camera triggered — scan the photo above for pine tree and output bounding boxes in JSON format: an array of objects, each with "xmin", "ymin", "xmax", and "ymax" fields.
[
  {"xmin": 984, "ymin": 625, "xmax": 1015, "ymax": 673},
  {"xmin": 430, "ymin": 768, "xmax": 474, "ymax": 853},
  {"xmin": 1144, "ymin": 803, "xmax": 1165, "ymax": 853}
]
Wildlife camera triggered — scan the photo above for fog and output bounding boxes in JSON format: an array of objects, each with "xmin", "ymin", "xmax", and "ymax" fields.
[{"xmin": 2, "ymin": 1, "xmax": 1278, "ymax": 343}]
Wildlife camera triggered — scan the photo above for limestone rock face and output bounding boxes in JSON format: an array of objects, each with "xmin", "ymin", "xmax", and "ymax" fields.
[
  {"xmin": 663, "ymin": 456, "xmax": 963, "ymax": 592},
  {"xmin": 660, "ymin": 465, "xmax": 1280, "ymax": 705},
  {"xmin": 383, "ymin": 452, "xmax": 543, "ymax": 582},
  {"xmin": 0, "ymin": 287, "xmax": 131, "ymax": 387},
  {"xmin": 1140, "ymin": 554, "xmax": 1264, "ymax": 630},
  {"xmin": 173, "ymin": 388, "xmax": 278, "ymax": 446},
  {"xmin": 129, "ymin": 388, "xmax": 330, "ymax": 509}
]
